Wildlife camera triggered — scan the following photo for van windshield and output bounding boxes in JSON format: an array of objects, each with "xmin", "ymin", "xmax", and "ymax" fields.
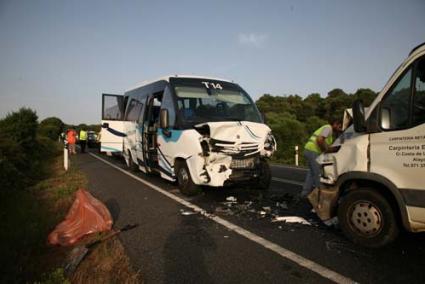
[{"xmin": 173, "ymin": 85, "xmax": 262, "ymax": 125}]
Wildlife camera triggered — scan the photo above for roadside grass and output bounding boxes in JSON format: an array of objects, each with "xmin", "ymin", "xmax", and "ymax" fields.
[
  {"xmin": 0, "ymin": 151, "xmax": 140, "ymax": 283},
  {"xmin": 71, "ymin": 237, "xmax": 140, "ymax": 283}
]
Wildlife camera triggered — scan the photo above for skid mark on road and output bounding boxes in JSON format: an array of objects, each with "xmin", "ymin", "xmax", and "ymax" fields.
[{"xmin": 89, "ymin": 153, "xmax": 354, "ymax": 284}]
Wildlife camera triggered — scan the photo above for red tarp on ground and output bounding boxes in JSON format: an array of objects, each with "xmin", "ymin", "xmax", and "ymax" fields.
[{"xmin": 48, "ymin": 189, "xmax": 113, "ymax": 246}]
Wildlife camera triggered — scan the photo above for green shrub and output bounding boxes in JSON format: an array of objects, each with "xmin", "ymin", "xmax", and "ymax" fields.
[{"xmin": 39, "ymin": 117, "xmax": 64, "ymax": 141}]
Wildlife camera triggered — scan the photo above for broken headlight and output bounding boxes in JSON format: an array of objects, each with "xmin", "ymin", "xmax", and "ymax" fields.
[{"xmin": 264, "ymin": 132, "xmax": 276, "ymax": 151}]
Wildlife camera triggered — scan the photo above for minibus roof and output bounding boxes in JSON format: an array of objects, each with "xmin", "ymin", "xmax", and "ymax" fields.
[
  {"xmin": 409, "ymin": 42, "xmax": 425, "ymax": 57},
  {"xmin": 126, "ymin": 75, "xmax": 233, "ymax": 93}
]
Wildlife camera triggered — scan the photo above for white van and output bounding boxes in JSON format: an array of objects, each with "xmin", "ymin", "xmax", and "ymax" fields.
[
  {"xmin": 100, "ymin": 76, "xmax": 276, "ymax": 195},
  {"xmin": 310, "ymin": 43, "xmax": 425, "ymax": 247}
]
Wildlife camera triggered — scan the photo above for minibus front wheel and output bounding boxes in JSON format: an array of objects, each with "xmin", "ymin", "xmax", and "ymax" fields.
[{"xmin": 176, "ymin": 161, "xmax": 201, "ymax": 196}]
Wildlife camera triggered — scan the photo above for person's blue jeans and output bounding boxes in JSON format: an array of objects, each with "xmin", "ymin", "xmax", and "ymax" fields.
[{"xmin": 301, "ymin": 150, "xmax": 321, "ymax": 197}]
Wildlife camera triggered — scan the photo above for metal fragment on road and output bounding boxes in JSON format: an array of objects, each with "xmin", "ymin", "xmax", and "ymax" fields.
[
  {"xmin": 180, "ymin": 209, "xmax": 197, "ymax": 216},
  {"xmin": 226, "ymin": 196, "xmax": 237, "ymax": 203},
  {"xmin": 272, "ymin": 216, "xmax": 312, "ymax": 225}
]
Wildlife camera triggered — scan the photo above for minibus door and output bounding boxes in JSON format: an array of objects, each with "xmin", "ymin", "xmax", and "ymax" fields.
[
  {"xmin": 141, "ymin": 95, "xmax": 160, "ymax": 172},
  {"xmin": 100, "ymin": 93, "xmax": 126, "ymax": 153}
]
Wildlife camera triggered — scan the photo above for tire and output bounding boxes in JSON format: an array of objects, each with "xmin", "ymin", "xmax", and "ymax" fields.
[
  {"xmin": 254, "ymin": 160, "xmax": 271, "ymax": 190},
  {"xmin": 125, "ymin": 150, "xmax": 139, "ymax": 172},
  {"xmin": 338, "ymin": 188, "xmax": 399, "ymax": 248},
  {"xmin": 176, "ymin": 161, "xmax": 201, "ymax": 196}
]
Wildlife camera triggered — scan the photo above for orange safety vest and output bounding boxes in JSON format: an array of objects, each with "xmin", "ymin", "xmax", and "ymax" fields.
[{"xmin": 67, "ymin": 130, "xmax": 76, "ymax": 144}]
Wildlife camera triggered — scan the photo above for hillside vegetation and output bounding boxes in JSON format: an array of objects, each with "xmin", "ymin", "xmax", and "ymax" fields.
[{"xmin": 255, "ymin": 88, "xmax": 377, "ymax": 164}]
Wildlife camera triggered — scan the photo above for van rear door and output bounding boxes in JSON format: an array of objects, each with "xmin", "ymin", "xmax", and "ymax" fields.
[{"xmin": 100, "ymin": 93, "xmax": 126, "ymax": 153}]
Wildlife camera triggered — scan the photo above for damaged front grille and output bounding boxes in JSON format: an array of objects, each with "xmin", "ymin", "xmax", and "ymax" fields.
[
  {"xmin": 230, "ymin": 157, "xmax": 256, "ymax": 169},
  {"xmin": 210, "ymin": 138, "xmax": 260, "ymax": 157}
]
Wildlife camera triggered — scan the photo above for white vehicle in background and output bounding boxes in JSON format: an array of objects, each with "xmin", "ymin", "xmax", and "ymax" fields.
[
  {"xmin": 310, "ymin": 42, "xmax": 425, "ymax": 247},
  {"xmin": 100, "ymin": 76, "xmax": 276, "ymax": 195}
]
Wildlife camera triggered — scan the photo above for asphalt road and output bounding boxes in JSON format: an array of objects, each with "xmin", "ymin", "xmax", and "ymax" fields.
[{"xmin": 75, "ymin": 151, "xmax": 425, "ymax": 284}]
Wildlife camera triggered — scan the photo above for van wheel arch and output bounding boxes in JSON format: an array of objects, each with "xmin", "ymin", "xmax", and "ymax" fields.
[{"xmin": 337, "ymin": 177, "xmax": 408, "ymax": 231}]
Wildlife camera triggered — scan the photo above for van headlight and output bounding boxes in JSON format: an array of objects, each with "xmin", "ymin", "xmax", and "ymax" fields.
[{"xmin": 264, "ymin": 133, "xmax": 276, "ymax": 151}]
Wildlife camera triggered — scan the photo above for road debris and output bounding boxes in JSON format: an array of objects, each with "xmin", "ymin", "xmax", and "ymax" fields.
[
  {"xmin": 226, "ymin": 196, "xmax": 237, "ymax": 203},
  {"xmin": 323, "ymin": 216, "xmax": 339, "ymax": 227},
  {"xmin": 215, "ymin": 206, "xmax": 234, "ymax": 215},
  {"xmin": 271, "ymin": 216, "xmax": 312, "ymax": 225},
  {"xmin": 180, "ymin": 209, "xmax": 197, "ymax": 216},
  {"xmin": 276, "ymin": 202, "xmax": 288, "ymax": 210},
  {"xmin": 48, "ymin": 189, "xmax": 113, "ymax": 246}
]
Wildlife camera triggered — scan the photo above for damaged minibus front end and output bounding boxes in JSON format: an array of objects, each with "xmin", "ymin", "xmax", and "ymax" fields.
[{"xmin": 192, "ymin": 121, "xmax": 276, "ymax": 187}]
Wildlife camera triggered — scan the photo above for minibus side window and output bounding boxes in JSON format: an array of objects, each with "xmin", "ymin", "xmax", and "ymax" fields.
[
  {"xmin": 160, "ymin": 86, "xmax": 176, "ymax": 128},
  {"xmin": 125, "ymin": 98, "xmax": 143, "ymax": 121},
  {"xmin": 380, "ymin": 68, "xmax": 412, "ymax": 130},
  {"xmin": 103, "ymin": 94, "xmax": 125, "ymax": 120},
  {"xmin": 413, "ymin": 58, "xmax": 425, "ymax": 126}
]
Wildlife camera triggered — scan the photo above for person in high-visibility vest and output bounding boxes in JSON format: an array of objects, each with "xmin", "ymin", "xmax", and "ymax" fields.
[
  {"xmin": 301, "ymin": 118, "xmax": 342, "ymax": 198},
  {"xmin": 79, "ymin": 128, "xmax": 88, "ymax": 153}
]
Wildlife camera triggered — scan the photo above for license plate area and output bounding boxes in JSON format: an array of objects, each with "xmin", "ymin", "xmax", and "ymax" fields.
[{"xmin": 230, "ymin": 158, "xmax": 256, "ymax": 169}]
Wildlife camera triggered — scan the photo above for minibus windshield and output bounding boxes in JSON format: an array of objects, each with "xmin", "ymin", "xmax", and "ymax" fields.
[{"xmin": 174, "ymin": 85, "xmax": 262, "ymax": 125}]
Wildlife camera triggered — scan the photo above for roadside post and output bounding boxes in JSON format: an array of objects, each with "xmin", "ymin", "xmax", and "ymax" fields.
[
  {"xmin": 64, "ymin": 142, "xmax": 69, "ymax": 171},
  {"xmin": 295, "ymin": 145, "xmax": 299, "ymax": 166}
]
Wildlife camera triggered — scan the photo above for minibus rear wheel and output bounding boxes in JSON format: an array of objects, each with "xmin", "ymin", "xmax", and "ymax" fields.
[
  {"xmin": 338, "ymin": 188, "xmax": 399, "ymax": 248},
  {"xmin": 176, "ymin": 161, "xmax": 201, "ymax": 196}
]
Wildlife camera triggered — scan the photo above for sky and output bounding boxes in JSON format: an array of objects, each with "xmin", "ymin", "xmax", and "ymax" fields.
[{"xmin": 0, "ymin": 0, "xmax": 424, "ymax": 124}]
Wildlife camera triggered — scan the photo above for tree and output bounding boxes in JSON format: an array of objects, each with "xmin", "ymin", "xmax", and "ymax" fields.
[
  {"xmin": 266, "ymin": 112, "xmax": 307, "ymax": 164},
  {"xmin": 353, "ymin": 88, "xmax": 377, "ymax": 107},
  {"xmin": 0, "ymin": 108, "xmax": 38, "ymax": 151},
  {"xmin": 39, "ymin": 117, "xmax": 64, "ymax": 140}
]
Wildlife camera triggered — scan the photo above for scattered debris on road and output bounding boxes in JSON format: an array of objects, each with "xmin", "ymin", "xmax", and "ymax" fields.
[
  {"xmin": 226, "ymin": 196, "xmax": 237, "ymax": 203},
  {"xmin": 323, "ymin": 216, "xmax": 339, "ymax": 227},
  {"xmin": 180, "ymin": 209, "xmax": 197, "ymax": 216},
  {"xmin": 271, "ymin": 216, "xmax": 312, "ymax": 225}
]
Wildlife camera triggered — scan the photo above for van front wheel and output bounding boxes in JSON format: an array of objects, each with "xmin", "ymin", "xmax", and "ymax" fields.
[
  {"xmin": 338, "ymin": 188, "xmax": 399, "ymax": 248},
  {"xmin": 176, "ymin": 161, "xmax": 200, "ymax": 196}
]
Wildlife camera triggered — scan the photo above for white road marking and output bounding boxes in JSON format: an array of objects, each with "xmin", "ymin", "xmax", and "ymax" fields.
[
  {"xmin": 272, "ymin": 177, "xmax": 304, "ymax": 186},
  {"xmin": 89, "ymin": 153, "xmax": 353, "ymax": 284}
]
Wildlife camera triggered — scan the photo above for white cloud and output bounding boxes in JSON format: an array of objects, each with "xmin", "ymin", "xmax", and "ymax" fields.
[{"xmin": 238, "ymin": 33, "xmax": 268, "ymax": 47}]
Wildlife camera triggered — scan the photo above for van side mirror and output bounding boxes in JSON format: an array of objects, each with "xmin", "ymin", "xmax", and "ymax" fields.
[
  {"xmin": 160, "ymin": 109, "xmax": 171, "ymax": 137},
  {"xmin": 352, "ymin": 99, "xmax": 366, "ymax": 133},
  {"xmin": 381, "ymin": 107, "xmax": 391, "ymax": 129}
]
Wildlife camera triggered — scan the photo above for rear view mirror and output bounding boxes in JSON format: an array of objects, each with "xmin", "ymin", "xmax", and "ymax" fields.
[
  {"xmin": 352, "ymin": 99, "xmax": 366, "ymax": 133},
  {"xmin": 160, "ymin": 109, "xmax": 171, "ymax": 137},
  {"xmin": 381, "ymin": 107, "xmax": 391, "ymax": 129},
  {"xmin": 160, "ymin": 109, "xmax": 169, "ymax": 129}
]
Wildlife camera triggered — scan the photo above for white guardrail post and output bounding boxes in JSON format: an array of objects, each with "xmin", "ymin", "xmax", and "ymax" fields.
[
  {"xmin": 64, "ymin": 143, "xmax": 69, "ymax": 171},
  {"xmin": 295, "ymin": 145, "xmax": 299, "ymax": 166}
]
